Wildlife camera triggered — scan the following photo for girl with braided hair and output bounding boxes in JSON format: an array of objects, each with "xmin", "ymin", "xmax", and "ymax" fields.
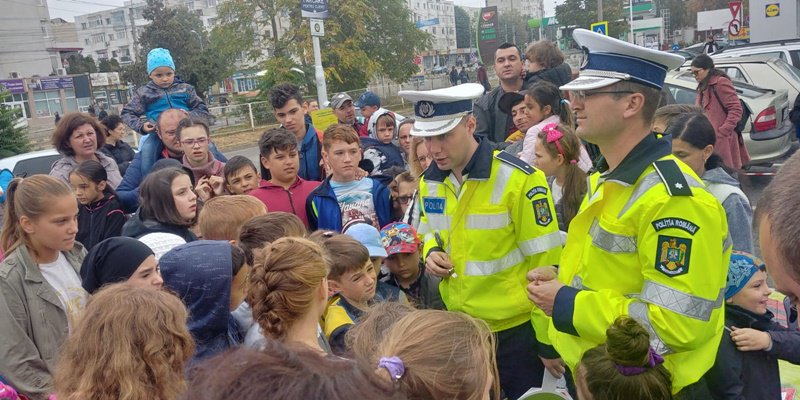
[{"xmin": 246, "ymin": 237, "xmax": 331, "ymax": 353}]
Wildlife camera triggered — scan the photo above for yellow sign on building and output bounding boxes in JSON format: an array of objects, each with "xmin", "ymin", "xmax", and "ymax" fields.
[{"xmin": 765, "ymin": 3, "xmax": 780, "ymax": 17}]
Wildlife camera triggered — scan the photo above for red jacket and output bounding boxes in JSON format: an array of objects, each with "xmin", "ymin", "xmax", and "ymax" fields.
[
  {"xmin": 696, "ymin": 74, "xmax": 751, "ymax": 169},
  {"xmin": 248, "ymin": 178, "xmax": 320, "ymax": 228}
]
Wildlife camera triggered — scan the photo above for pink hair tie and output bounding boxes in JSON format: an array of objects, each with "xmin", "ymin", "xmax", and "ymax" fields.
[
  {"xmin": 542, "ymin": 123, "xmax": 567, "ymax": 159},
  {"xmin": 569, "ymin": 160, "xmax": 578, "ymax": 165}
]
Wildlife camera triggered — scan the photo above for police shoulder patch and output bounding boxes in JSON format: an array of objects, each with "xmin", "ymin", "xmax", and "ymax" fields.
[
  {"xmin": 495, "ymin": 151, "xmax": 535, "ymax": 175},
  {"xmin": 532, "ymin": 198, "xmax": 552, "ymax": 226},
  {"xmin": 655, "ymin": 235, "xmax": 692, "ymax": 277},
  {"xmin": 652, "ymin": 159, "xmax": 692, "ymax": 197},
  {"xmin": 526, "ymin": 186, "xmax": 548, "ymax": 200},
  {"xmin": 652, "ymin": 217, "xmax": 700, "ymax": 235}
]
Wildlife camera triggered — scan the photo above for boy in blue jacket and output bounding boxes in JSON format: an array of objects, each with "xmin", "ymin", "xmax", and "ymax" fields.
[
  {"xmin": 307, "ymin": 124, "xmax": 392, "ymax": 232},
  {"xmin": 121, "ymin": 48, "xmax": 210, "ymax": 138}
]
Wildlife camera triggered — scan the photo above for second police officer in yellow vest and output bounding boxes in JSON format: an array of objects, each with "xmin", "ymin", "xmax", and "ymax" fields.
[
  {"xmin": 528, "ymin": 29, "xmax": 730, "ymax": 397},
  {"xmin": 399, "ymin": 83, "xmax": 564, "ymax": 399}
]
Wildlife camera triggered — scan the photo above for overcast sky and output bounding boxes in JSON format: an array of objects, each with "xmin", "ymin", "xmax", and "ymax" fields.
[{"xmin": 48, "ymin": 0, "xmax": 557, "ymax": 22}]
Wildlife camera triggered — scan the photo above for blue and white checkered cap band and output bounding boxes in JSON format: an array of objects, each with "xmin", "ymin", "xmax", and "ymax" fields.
[
  {"xmin": 584, "ymin": 52, "xmax": 668, "ymax": 90},
  {"xmin": 413, "ymin": 99, "xmax": 473, "ymax": 122}
]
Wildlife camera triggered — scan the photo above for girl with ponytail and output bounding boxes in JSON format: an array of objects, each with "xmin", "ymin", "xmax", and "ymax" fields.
[
  {"xmin": 0, "ymin": 175, "xmax": 89, "ymax": 399},
  {"xmin": 519, "ymin": 81, "xmax": 592, "ymax": 172},
  {"xmin": 577, "ymin": 316, "xmax": 673, "ymax": 400},
  {"xmin": 666, "ymin": 112, "xmax": 754, "ymax": 253},
  {"xmin": 534, "ymin": 123, "xmax": 588, "ymax": 232},
  {"xmin": 246, "ymin": 237, "xmax": 331, "ymax": 353}
]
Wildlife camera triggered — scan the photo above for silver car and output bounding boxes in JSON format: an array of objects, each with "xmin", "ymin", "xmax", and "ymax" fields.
[{"xmin": 664, "ymin": 70, "xmax": 793, "ymax": 164}]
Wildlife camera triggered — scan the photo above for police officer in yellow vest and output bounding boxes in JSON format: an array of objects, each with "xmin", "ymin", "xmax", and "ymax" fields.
[
  {"xmin": 398, "ymin": 83, "xmax": 563, "ymax": 399},
  {"xmin": 528, "ymin": 29, "xmax": 730, "ymax": 398}
]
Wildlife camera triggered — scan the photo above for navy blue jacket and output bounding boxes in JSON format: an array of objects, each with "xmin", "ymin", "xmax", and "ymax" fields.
[
  {"xmin": 306, "ymin": 176, "xmax": 392, "ymax": 232},
  {"xmin": 117, "ymin": 136, "xmax": 227, "ymax": 212},
  {"xmin": 121, "ymin": 79, "xmax": 209, "ymax": 134}
]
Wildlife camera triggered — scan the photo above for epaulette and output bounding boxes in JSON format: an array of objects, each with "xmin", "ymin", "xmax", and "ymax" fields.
[
  {"xmin": 652, "ymin": 159, "xmax": 692, "ymax": 196},
  {"xmin": 495, "ymin": 150, "xmax": 535, "ymax": 175}
]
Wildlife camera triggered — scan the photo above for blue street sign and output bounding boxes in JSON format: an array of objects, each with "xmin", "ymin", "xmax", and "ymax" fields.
[
  {"xmin": 672, "ymin": 44, "xmax": 680, "ymax": 51},
  {"xmin": 590, "ymin": 21, "xmax": 608, "ymax": 36},
  {"xmin": 415, "ymin": 18, "xmax": 440, "ymax": 28}
]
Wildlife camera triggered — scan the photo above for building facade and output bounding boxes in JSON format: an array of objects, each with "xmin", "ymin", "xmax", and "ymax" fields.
[
  {"xmin": 407, "ymin": 0, "xmax": 457, "ymax": 52},
  {"xmin": 486, "ymin": 0, "xmax": 543, "ymax": 19},
  {"xmin": 0, "ymin": 0, "xmax": 60, "ymax": 79}
]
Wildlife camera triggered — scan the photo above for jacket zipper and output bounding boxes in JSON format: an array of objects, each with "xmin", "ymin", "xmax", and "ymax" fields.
[{"xmin": 287, "ymin": 189, "xmax": 297, "ymax": 215}]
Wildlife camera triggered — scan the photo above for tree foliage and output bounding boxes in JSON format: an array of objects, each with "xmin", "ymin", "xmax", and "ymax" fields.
[
  {"xmin": 66, "ymin": 54, "xmax": 97, "ymax": 74},
  {"xmin": 213, "ymin": 0, "xmax": 431, "ymax": 93},
  {"xmin": 497, "ymin": 12, "xmax": 531, "ymax": 46},
  {"xmin": 455, "ymin": 6, "xmax": 473, "ymax": 49},
  {"xmin": 0, "ymin": 92, "xmax": 30, "ymax": 157},
  {"xmin": 555, "ymin": 0, "xmax": 628, "ymax": 39},
  {"xmin": 98, "ymin": 58, "xmax": 121, "ymax": 73},
  {"xmin": 120, "ymin": 0, "xmax": 230, "ymax": 96}
]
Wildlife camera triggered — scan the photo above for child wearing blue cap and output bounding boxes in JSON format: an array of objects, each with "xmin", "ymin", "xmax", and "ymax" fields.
[
  {"xmin": 704, "ymin": 251, "xmax": 800, "ymax": 399},
  {"xmin": 121, "ymin": 48, "xmax": 210, "ymax": 136}
]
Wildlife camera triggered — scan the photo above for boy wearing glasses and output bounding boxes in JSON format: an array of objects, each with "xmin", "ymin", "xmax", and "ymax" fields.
[
  {"xmin": 527, "ymin": 29, "xmax": 730, "ymax": 397},
  {"xmin": 176, "ymin": 117, "xmax": 226, "ymax": 201}
]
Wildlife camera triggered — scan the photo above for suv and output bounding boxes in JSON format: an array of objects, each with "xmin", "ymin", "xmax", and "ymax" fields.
[{"xmin": 713, "ymin": 39, "xmax": 800, "ymax": 69}]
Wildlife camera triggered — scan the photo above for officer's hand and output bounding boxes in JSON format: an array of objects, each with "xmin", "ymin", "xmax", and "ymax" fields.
[
  {"xmin": 426, "ymin": 251, "xmax": 453, "ymax": 278},
  {"xmin": 731, "ymin": 327, "xmax": 772, "ymax": 351},
  {"xmin": 539, "ymin": 356, "xmax": 566, "ymax": 379},
  {"xmin": 527, "ymin": 266, "xmax": 558, "ymax": 283},
  {"xmin": 527, "ymin": 279, "xmax": 564, "ymax": 316}
]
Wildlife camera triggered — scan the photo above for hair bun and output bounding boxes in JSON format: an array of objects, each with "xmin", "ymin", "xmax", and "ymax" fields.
[{"xmin": 605, "ymin": 317, "xmax": 651, "ymax": 367}]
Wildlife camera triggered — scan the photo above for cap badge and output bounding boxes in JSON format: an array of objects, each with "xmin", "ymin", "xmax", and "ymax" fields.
[
  {"xmin": 580, "ymin": 46, "xmax": 590, "ymax": 69},
  {"xmin": 418, "ymin": 101, "xmax": 436, "ymax": 118}
]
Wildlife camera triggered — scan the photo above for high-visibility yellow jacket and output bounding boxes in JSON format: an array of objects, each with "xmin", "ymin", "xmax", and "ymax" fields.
[
  {"xmin": 549, "ymin": 134, "xmax": 731, "ymax": 393},
  {"xmin": 418, "ymin": 139, "xmax": 563, "ymax": 334}
]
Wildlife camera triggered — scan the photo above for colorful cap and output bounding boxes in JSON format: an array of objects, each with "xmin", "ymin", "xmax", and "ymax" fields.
[
  {"xmin": 355, "ymin": 91, "xmax": 381, "ymax": 108},
  {"xmin": 344, "ymin": 222, "xmax": 388, "ymax": 258},
  {"xmin": 398, "ymin": 83, "xmax": 485, "ymax": 137},
  {"xmin": 559, "ymin": 29, "xmax": 685, "ymax": 91},
  {"xmin": 147, "ymin": 48, "xmax": 176, "ymax": 75},
  {"xmin": 330, "ymin": 92, "xmax": 353, "ymax": 110},
  {"xmin": 725, "ymin": 251, "xmax": 766, "ymax": 299},
  {"xmin": 379, "ymin": 222, "xmax": 419, "ymax": 255}
]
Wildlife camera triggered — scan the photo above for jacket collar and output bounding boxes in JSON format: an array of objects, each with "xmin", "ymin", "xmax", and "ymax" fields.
[
  {"xmin": 596, "ymin": 133, "xmax": 671, "ymax": 185},
  {"xmin": 423, "ymin": 137, "xmax": 492, "ymax": 182},
  {"xmin": 725, "ymin": 304, "xmax": 776, "ymax": 331},
  {"xmin": 258, "ymin": 177, "xmax": 304, "ymax": 190},
  {"xmin": 19, "ymin": 242, "xmax": 84, "ymax": 284}
]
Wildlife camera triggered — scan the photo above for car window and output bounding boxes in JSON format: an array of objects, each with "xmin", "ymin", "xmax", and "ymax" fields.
[
  {"xmin": 773, "ymin": 59, "xmax": 800, "ymax": 83},
  {"xmin": 790, "ymin": 50, "xmax": 800, "ymax": 67},
  {"xmin": 721, "ymin": 67, "xmax": 748, "ymax": 83},
  {"xmin": 12, "ymin": 155, "xmax": 62, "ymax": 177},
  {"xmin": 665, "ymin": 84, "xmax": 697, "ymax": 105}
]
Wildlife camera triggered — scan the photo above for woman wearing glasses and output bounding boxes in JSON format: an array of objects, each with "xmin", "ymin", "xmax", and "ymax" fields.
[{"xmin": 690, "ymin": 54, "xmax": 750, "ymax": 170}]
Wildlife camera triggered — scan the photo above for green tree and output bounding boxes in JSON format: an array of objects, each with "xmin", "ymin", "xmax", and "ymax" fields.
[
  {"xmin": 98, "ymin": 58, "xmax": 121, "ymax": 73},
  {"xmin": 455, "ymin": 6, "xmax": 474, "ymax": 49},
  {"xmin": 66, "ymin": 54, "xmax": 97, "ymax": 74},
  {"xmin": 213, "ymin": 0, "xmax": 430, "ymax": 93},
  {"xmin": 122, "ymin": 0, "xmax": 230, "ymax": 96},
  {"xmin": 555, "ymin": 0, "xmax": 627, "ymax": 39},
  {"xmin": 0, "ymin": 92, "xmax": 30, "ymax": 157},
  {"xmin": 497, "ymin": 12, "xmax": 531, "ymax": 46}
]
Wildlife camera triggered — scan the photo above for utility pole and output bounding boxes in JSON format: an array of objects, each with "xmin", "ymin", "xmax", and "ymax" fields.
[{"xmin": 597, "ymin": 0, "xmax": 603, "ymax": 21}]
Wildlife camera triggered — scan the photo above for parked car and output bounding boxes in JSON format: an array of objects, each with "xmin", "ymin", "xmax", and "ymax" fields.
[
  {"xmin": 0, "ymin": 149, "xmax": 61, "ymax": 177},
  {"xmin": 664, "ymin": 70, "xmax": 793, "ymax": 164},
  {"xmin": 714, "ymin": 39, "xmax": 800, "ymax": 69},
  {"xmin": 429, "ymin": 66, "xmax": 448, "ymax": 75}
]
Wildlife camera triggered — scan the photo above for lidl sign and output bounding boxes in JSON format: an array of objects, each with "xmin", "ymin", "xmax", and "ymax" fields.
[{"xmin": 765, "ymin": 3, "xmax": 780, "ymax": 17}]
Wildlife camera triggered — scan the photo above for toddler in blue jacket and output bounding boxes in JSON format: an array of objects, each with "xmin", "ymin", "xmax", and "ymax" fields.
[{"xmin": 121, "ymin": 48, "xmax": 210, "ymax": 137}]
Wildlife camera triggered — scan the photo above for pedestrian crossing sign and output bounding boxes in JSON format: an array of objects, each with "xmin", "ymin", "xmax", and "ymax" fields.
[{"xmin": 590, "ymin": 21, "xmax": 608, "ymax": 36}]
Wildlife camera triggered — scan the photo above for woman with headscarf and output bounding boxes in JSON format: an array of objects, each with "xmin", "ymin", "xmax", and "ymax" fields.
[
  {"xmin": 159, "ymin": 240, "xmax": 244, "ymax": 364},
  {"xmin": 80, "ymin": 237, "xmax": 164, "ymax": 295}
]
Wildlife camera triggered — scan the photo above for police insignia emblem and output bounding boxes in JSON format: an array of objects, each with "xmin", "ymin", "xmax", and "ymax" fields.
[
  {"xmin": 655, "ymin": 235, "xmax": 691, "ymax": 277},
  {"xmin": 580, "ymin": 46, "xmax": 590, "ymax": 69},
  {"xmin": 417, "ymin": 101, "xmax": 436, "ymax": 118},
  {"xmin": 532, "ymin": 198, "xmax": 552, "ymax": 226}
]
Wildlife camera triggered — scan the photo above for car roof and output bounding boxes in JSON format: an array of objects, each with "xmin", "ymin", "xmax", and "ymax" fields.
[
  {"xmin": 0, "ymin": 149, "xmax": 60, "ymax": 170},
  {"xmin": 666, "ymin": 70, "xmax": 776, "ymax": 94},
  {"xmin": 710, "ymin": 55, "xmax": 783, "ymax": 64},
  {"xmin": 717, "ymin": 39, "xmax": 800, "ymax": 53}
]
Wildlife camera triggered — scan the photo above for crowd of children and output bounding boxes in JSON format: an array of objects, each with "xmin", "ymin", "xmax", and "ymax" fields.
[{"xmin": 0, "ymin": 39, "xmax": 798, "ymax": 400}]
